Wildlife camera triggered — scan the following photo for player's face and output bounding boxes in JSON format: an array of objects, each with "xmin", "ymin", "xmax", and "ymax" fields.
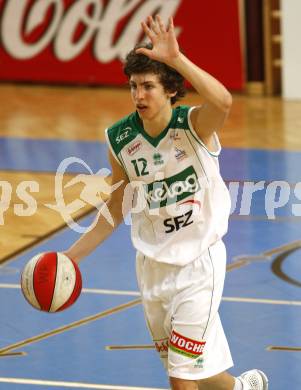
[{"xmin": 129, "ymin": 73, "xmax": 173, "ymax": 121}]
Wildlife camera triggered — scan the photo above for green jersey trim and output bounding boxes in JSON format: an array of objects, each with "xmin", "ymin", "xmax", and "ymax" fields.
[
  {"xmin": 106, "ymin": 113, "xmax": 140, "ymax": 156},
  {"xmin": 133, "ymin": 109, "xmax": 179, "ymax": 147},
  {"xmin": 105, "ymin": 128, "xmax": 131, "ymax": 181},
  {"xmin": 105, "ymin": 106, "xmax": 191, "ymax": 157},
  {"xmin": 131, "ymin": 105, "xmax": 191, "ymax": 147},
  {"xmin": 104, "ymin": 128, "xmax": 122, "ymax": 166}
]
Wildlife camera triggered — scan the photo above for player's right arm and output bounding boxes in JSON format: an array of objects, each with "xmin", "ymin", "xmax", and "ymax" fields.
[{"xmin": 64, "ymin": 150, "xmax": 130, "ymax": 264}]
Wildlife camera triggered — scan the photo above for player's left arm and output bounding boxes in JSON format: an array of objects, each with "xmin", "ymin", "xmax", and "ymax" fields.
[{"xmin": 137, "ymin": 15, "xmax": 232, "ymax": 150}]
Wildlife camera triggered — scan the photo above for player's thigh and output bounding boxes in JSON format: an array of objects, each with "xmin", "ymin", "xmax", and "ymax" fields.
[
  {"xmin": 167, "ymin": 242, "xmax": 232, "ymax": 379},
  {"xmin": 172, "ymin": 240, "xmax": 227, "ymax": 337},
  {"xmin": 136, "ymin": 252, "xmax": 170, "ymax": 361}
]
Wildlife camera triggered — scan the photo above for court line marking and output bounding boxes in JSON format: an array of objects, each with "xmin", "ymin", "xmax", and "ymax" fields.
[
  {"xmin": 228, "ymin": 239, "xmax": 301, "ymax": 271},
  {"xmin": 106, "ymin": 345, "xmax": 154, "ymax": 351},
  {"xmin": 2, "ymin": 239, "xmax": 298, "ymax": 283},
  {"xmin": 267, "ymin": 346, "xmax": 301, "ymax": 352},
  {"xmin": 106, "ymin": 343, "xmax": 301, "ymax": 354},
  {"xmin": 0, "ymin": 351, "xmax": 27, "ymax": 357},
  {"xmin": 0, "ymin": 283, "xmax": 140, "ymax": 296},
  {"xmin": 106, "ymin": 343, "xmax": 301, "ymax": 353},
  {"xmin": 83, "ymin": 288, "xmax": 140, "ymax": 296},
  {"xmin": 0, "ymin": 298, "xmax": 141, "ymax": 355},
  {"xmin": 0, "ymin": 377, "xmax": 167, "ymax": 390},
  {"xmin": 230, "ymin": 215, "xmax": 301, "ymax": 222},
  {"xmin": 0, "ymin": 205, "xmax": 95, "ymax": 266},
  {"xmin": 1, "ymin": 283, "xmax": 300, "ymax": 305},
  {"xmin": 107, "ymin": 342, "xmax": 301, "ymax": 352},
  {"xmin": 222, "ymin": 297, "xmax": 301, "ymax": 306}
]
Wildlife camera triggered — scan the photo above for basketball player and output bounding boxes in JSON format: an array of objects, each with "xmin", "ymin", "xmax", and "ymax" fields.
[{"xmin": 64, "ymin": 15, "xmax": 268, "ymax": 390}]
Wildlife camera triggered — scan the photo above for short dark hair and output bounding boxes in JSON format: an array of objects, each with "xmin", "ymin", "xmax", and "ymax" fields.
[{"xmin": 123, "ymin": 43, "xmax": 186, "ymax": 105}]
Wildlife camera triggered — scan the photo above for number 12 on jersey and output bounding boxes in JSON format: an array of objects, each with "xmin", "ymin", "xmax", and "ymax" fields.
[{"xmin": 131, "ymin": 158, "xmax": 149, "ymax": 177}]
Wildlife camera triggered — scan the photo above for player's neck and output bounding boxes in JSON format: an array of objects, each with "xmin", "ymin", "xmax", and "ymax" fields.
[{"xmin": 143, "ymin": 105, "xmax": 173, "ymax": 138}]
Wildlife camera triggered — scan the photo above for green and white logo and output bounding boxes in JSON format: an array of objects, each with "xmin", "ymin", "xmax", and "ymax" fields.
[
  {"xmin": 144, "ymin": 166, "xmax": 200, "ymax": 209},
  {"xmin": 194, "ymin": 356, "xmax": 204, "ymax": 368},
  {"xmin": 153, "ymin": 152, "xmax": 164, "ymax": 166}
]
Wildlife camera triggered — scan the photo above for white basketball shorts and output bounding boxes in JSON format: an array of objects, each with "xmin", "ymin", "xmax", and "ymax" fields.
[{"xmin": 136, "ymin": 240, "xmax": 233, "ymax": 380}]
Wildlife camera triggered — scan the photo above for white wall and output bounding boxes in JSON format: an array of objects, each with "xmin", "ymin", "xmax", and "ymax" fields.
[{"xmin": 281, "ymin": 0, "xmax": 301, "ymax": 99}]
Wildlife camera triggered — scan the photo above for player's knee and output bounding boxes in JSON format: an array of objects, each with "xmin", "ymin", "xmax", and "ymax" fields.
[
  {"xmin": 197, "ymin": 372, "xmax": 235, "ymax": 389},
  {"xmin": 169, "ymin": 376, "xmax": 198, "ymax": 390},
  {"xmin": 197, "ymin": 376, "xmax": 214, "ymax": 389}
]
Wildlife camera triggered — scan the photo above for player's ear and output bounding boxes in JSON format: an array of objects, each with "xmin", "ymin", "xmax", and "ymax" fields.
[{"xmin": 168, "ymin": 91, "xmax": 177, "ymax": 98}]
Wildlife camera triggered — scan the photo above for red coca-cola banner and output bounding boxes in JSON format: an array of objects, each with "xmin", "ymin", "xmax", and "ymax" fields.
[{"xmin": 0, "ymin": 0, "xmax": 244, "ymax": 90}]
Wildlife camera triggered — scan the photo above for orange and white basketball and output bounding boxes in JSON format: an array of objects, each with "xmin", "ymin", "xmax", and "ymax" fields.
[{"xmin": 21, "ymin": 252, "xmax": 82, "ymax": 313}]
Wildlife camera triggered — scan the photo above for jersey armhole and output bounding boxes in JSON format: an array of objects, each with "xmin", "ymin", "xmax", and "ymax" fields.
[
  {"xmin": 105, "ymin": 128, "xmax": 122, "ymax": 166},
  {"xmin": 187, "ymin": 106, "xmax": 221, "ymax": 157}
]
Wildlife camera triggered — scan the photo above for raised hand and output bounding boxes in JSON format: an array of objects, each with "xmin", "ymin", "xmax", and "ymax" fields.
[{"xmin": 135, "ymin": 15, "xmax": 180, "ymax": 66}]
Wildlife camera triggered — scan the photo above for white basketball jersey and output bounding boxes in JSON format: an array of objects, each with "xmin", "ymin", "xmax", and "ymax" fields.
[{"xmin": 105, "ymin": 105, "xmax": 231, "ymax": 265}]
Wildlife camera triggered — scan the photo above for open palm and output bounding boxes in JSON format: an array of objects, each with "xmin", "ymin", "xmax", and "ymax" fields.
[{"xmin": 136, "ymin": 15, "xmax": 180, "ymax": 66}]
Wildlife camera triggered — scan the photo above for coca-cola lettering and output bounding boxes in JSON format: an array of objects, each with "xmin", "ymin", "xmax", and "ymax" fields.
[
  {"xmin": 54, "ymin": 0, "xmax": 104, "ymax": 61},
  {"xmin": 1, "ymin": 0, "xmax": 181, "ymax": 62},
  {"xmin": 2, "ymin": 0, "xmax": 64, "ymax": 59}
]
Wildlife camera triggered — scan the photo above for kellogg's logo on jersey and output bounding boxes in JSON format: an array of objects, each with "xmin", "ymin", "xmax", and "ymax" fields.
[
  {"xmin": 144, "ymin": 166, "xmax": 200, "ymax": 209},
  {"xmin": 127, "ymin": 140, "xmax": 142, "ymax": 156}
]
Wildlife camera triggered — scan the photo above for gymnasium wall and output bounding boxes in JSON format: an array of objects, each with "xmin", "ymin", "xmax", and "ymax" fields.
[
  {"xmin": 0, "ymin": 0, "xmax": 244, "ymax": 91},
  {"xmin": 281, "ymin": 0, "xmax": 301, "ymax": 100}
]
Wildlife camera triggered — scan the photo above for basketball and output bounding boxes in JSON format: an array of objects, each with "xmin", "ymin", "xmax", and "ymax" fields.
[{"xmin": 20, "ymin": 252, "xmax": 82, "ymax": 313}]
